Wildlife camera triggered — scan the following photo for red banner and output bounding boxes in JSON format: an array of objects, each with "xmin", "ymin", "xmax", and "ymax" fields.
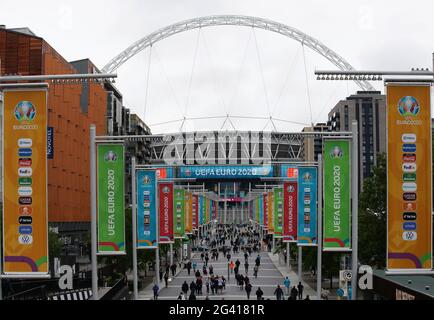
[
  {"xmin": 158, "ymin": 182, "xmax": 174, "ymax": 243},
  {"xmin": 263, "ymin": 193, "xmax": 269, "ymax": 230},
  {"xmin": 283, "ymin": 182, "xmax": 298, "ymax": 242},
  {"xmin": 192, "ymin": 195, "xmax": 198, "ymax": 230}
]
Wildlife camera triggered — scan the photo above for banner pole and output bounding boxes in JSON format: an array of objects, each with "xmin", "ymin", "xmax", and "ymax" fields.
[
  {"xmin": 317, "ymin": 153, "xmax": 323, "ymax": 300},
  {"xmin": 351, "ymin": 121, "xmax": 359, "ymax": 300},
  {"xmin": 286, "ymin": 242, "xmax": 290, "ymax": 272},
  {"xmin": 0, "ymin": 92, "xmax": 2, "ymax": 300},
  {"xmin": 90, "ymin": 124, "xmax": 98, "ymax": 300},
  {"xmin": 298, "ymin": 246, "xmax": 302, "ymax": 282},
  {"xmin": 131, "ymin": 156, "xmax": 138, "ymax": 300},
  {"xmin": 156, "ymin": 174, "xmax": 160, "ymax": 289},
  {"xmin": 170, "ymin": 243, "xmax": 173, "ymax": 267}
]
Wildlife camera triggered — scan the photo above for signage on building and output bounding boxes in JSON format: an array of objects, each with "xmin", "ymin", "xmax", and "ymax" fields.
[
  {"xmin": 273, "ymin": 187, "xmax": 283, "ymax": 237},
  {"xmin": 179, "ymin": 165, "xmax": 273, "ymax": 179},
  {"xmin": 283, "ymin": 181, "xmax": 298, "ymax": 243},
  {"xmin": 173, "ymin": 188, "xmax": 185, "ymax": 239}
]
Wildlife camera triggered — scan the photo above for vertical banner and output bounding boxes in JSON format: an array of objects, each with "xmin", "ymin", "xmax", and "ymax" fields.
[
  {"xmin": 263, "ymin": 193, "xmax": 269, "ymax": 230},
  {"xmin": 192, "ymin": 194, "xmax": 198, "ymax": 230},
  {"xmin": 158, "ymin": 182, "xmax": 174, "ymax": 244},
  {"xmin": 387, "ymin": 84, "xmax": 432, "ymax": 272},
  {"xmin": 256, "ymin": 198, "xmax": 260, "ymax": 224},
  {"xmin": 97, "ymin": 144, "xmax": 126, "ymax": 255},
  {"xmin": 2, "ymin": 89, "xmax": 49, "ymax": 276},
  {"xmin": 185, "ymin": 192, "xmax": 193, "ymax": 234},
  {"xmin": 297, "ymin": 167, "xmax": 318, "ymax": 246},
  {"xmin": 174, "ymin": 188, "xmax": 185, "ymax": 239},
  {"xmin": 274, "ymin": 187, "xmax": 284, "ymax": 237},
  {"xmin": 268, "ymin": 191, "xmax": 274, "ymax": 234},
  {"xmin": 259, "ymin": 196, "xmax": 264, "ymax": 226},
  {"xmin": 198, "ymin": 195, "xmax": 204, "ymax": 226},
  {"xmin": 211, "ymin": 200, "xmax": 217, "ymax": 221},
  {"xmin": 323, "ymin": 139, "xmax": 351, "ymax": 251},
  {"xmin": 137, "ymin": 170, "xmax": 158, "ymax": 249},
  {"xmin": 283, "ymin": 182, "xmax": 298, "ymax": 243}
]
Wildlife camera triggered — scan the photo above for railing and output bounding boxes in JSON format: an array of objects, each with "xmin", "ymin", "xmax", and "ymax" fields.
[{"xmin": 100, "ymin": 277, "xmax": 129, "ymax": 300}]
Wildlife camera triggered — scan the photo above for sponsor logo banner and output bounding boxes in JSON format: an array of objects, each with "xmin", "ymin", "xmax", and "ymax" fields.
[
  {"xmin": 2, "ymin": 89, "xmax": 48, "ymax": 275},
  {"xmin": 97, "ymin": 144, "xmax": 125, "ymax": 254},
  {"xmin": 137, "ymin": 170, "xmax": 158, "ymax": 249},
  {"xmin": 158, "ymin": 182, "xmax": 174, "ymax": 243},
  {"xmin": 387, "ymin": 84, "xmax": 432, "ymax": 271},
  {"xmin": 297, "ymin": 167, "xmax": 318, "ymax": 246}
]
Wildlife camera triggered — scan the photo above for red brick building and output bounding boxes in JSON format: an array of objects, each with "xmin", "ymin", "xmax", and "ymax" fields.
[{"xmin": 0, "ymin": 26, "xmax": 107, "ymax": 229}]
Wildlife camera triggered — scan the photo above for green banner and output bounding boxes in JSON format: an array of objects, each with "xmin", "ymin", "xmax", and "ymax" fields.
[
  {"xmin": 323, "ymin": 139, "xmax": 351, "ymax": 251},
  {"xmin": 274, "ymin": 187, "xmax": 284, "ymax": 237},
  {"xmin": 97, "ymin": 144, "xmax": 125, "ymax": 254},
  {"xmin": 174, "ymin": 188, "xmax": 186, "ymax": 238}
]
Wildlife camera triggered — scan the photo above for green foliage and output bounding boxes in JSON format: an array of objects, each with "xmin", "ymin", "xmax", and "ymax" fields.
[
  {"xmin": 358, "ymin": 153, "xmax": 387, "ymax": 269},
  {"xmin": 48, "ymin": 229, "xmax": 62, "ymax": 259}
]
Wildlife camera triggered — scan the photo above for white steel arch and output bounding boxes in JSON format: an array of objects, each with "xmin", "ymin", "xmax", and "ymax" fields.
[{"xmin": 102, "ymin": 15, "xmax": 375, "ymax": 91}]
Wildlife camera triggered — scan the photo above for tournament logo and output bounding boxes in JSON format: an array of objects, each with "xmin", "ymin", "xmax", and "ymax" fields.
[
  {"xmin": 330, "ymin": 146, "xmax": 343, "ymax": 159},
  {"xmin": 302, "ymin": 172, "xmax": 312, "ymax": 182},
  {"xmin": 142, "ymin": 175, "xmax": 151, "ymax": 185},
  {"xmin": 14, "ymin": 101, "xmax": 36, "ymax": 121},
  {"xmin": 398, "ymin": 96, "xmax": 420, "ymax": 116},
  {"xmin": 287, "ymin": 185, "xmax": 295, "ymax": 193},
  {"xmin": 104, "ymin": 150, "xmax": 117, "ymax": 162},
  {"xmin": 162, "ymin": 186, "xmax": 170, "ymax": 194}
]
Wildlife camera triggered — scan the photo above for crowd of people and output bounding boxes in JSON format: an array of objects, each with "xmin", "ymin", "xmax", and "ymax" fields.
[{"xmin": 152, "ymin": 224, "xmax": 310, "ymax": 301}]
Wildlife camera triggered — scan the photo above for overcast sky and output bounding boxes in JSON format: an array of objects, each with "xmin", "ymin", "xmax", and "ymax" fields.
[{"xmin": 2, "ymin": 0, "xmax": 434, "ymax": 133}]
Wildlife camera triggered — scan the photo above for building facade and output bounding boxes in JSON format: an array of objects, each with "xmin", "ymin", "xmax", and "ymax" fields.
[
  {"xmin": 302, "ymin": 123, "xmax": 329, "ymax": 162},
  {"xmin": 328, "ymin": 91, "xmax": 386, "ymax": 189}
]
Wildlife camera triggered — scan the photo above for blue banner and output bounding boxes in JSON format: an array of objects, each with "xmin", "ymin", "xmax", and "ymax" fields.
[
  {"xmin": 198, "ymin": 195, "xmax": 204, "ymax": 226},
  {"xmin": 179, "ymin": 165, "xmax": 273, "ymax": 179},
  {"xmin": 259, "ymin": 196, "xmax": 264, "ymax": 226},
  {"xmin": 137, "ymin": 170, "xmax": 158, "ymax": 249},
  {"xmin": 297, "ymin": 167, "xmax": 318, "ymax": 246}
]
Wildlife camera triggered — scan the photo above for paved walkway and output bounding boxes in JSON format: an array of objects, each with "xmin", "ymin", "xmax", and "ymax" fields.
[{"xmin": 139, "ymin": 247, "xmax": 318, "ymax": 300}]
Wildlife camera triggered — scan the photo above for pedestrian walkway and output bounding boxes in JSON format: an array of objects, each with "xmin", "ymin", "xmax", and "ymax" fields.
[{"xmin": 267, "ymin": 252, "xmax": 318, "ymax": 300}]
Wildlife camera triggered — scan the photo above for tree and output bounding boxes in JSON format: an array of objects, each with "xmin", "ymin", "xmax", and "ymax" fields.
[
  {"xmin": 48, "ymin": 229, "xmax": 62, "ymax": 260},
  {"xmin": 358, "ymin": 153, "xmax": 387, "ymax": 269}
]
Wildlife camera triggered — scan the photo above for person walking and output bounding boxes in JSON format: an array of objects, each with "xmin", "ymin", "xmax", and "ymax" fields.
[
  {"xmin": 229, "ymin": 260, "xmax": 235, "ymax": 274},
  {"xmin": 255, "ymin": 255, "xmax": 261, "ymax": 268},
  {"xmin": 304, "ymin": 295, "xmax": 310, "ymax": 300},
  {"xmin": 274, "ymin": 285, "xmax": 284, "ymax": 300},
  {"xmin": 256, "ymin": 287, "xmax": 264, "ymax": 300},
  {"xmin": 244, "ymin": 251, "xmax": 249, "ymax": 262},
  {"xmin": 209, "ymin": 265, "xmax": 214, "ymax": 275},
  {"xmin": 164, "ymin": 271, "xmax": 169, "ymax": 288},
  {"xmin": 253, "ymin": 265, "xmax": 259, "ymax": 278},
  {"xmin": 196, "ymin": 277, "xmax": 203, "ymax": 295},
  {"xmin": 226, "ymin": 252, "xmax": 231, "ymax": 262},
  {"xmin": 192, "ymin": 261, "xmax": 197, "ymax": 272},
  {"xmin": 182, "ymin": 281, "xmax": 189, "ymax": 295},
  {"xmin": 187, "ymin": 261, "xmax": 192, "ymax": 276},
  {"xmin": 283, "ymin": 277, "xmax": 291, "ymax": 295},
  {"xmin": 297, "ymin": 282, "xmax": 304, "ymax": 300},
  {"xmin": 171, "ymin": 263, "xmax": 177, "ymax": 277},
  {"xmin": 177, "ymin": 292, "xmax": 185, "ymax": 300},
  {"xmin": 245, "ymin": 282, "xmax": 252, "ymax": 300},
  {"xmin": 152, "ymin": 283, "xmax": 159, "ymax": 300},
  {"xmin": 189, "ymin": 292, "xmax": 197, "ymax": 300},
  {"xmin": 244, "ymin": 261, "xmax": 249, "ymax": 274},
  {"xmin": 205, "ymin": 277, "xmax": 210, "ymax": 294},
  {"xmin": 190, "ymin": 280, "xmax": 197, "ymax": 295},
  {"xmin": 290, "ymin": 286, "xmax": 298, "ymax": 300}
]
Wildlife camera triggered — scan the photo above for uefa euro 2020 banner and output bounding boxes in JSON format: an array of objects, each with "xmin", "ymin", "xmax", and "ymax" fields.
[
  {"xmin": 387, "ymin": 83, "xmax": 432, "ymax": 273},
  {"xmin": 2, "ymin": 88, "xmax": 49, "ymax": 276},
  {"xmin": 97, "ymin": 144, "xmax": 126, "ymax": 255},
  {"xmin": 174, "ymin": 188, "xmax": 185, "ymax": 238},
  {"xmin": 185, "ymin": 192, "xmax": 193, "ymax": 234},
  {"xmin": 323, "ymin": 139, "xmax": 351, "ymax": 252},
  {"xmin": 137, "ymin": 170, "xmax": 158, "ymax": 249},
  {"xmin": 283, "ymin": 181, "xmax": 298, "ymax": 243},
  {"xmin": 297, "ymin": 167, "xmax": 318, "ymax": 246},
  {"xmin": 158, "ymin": 182, "xmax": 174, "ymax": 244}
]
